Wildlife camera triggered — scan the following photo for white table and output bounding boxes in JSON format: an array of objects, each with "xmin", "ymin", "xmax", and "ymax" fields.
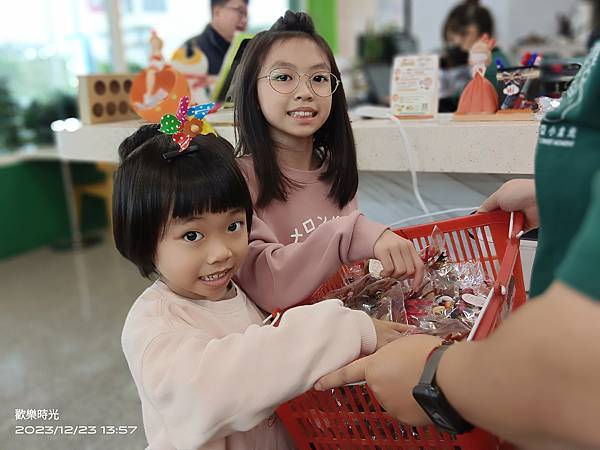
[
  {"xmin": 54, "ymin": 113, "xmax": 540, "ymax": 175},
  {"xmin": 353, "ymin": 115, "xmax": 539, "ymax": 174}
]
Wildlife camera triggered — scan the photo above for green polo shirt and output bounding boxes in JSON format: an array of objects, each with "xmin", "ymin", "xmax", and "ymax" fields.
[
  {"xmin": 556, "ymin": 172, "xmax": 600, "ymax": 298},
  {"xmin": 530, "ymin": 42, "xmax": 600, "ymax": 300}
]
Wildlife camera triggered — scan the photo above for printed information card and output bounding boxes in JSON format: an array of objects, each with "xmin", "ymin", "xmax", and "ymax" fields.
[{"xmin": 390, "ymin": 54, "xmax": 439, "ymax": 119}]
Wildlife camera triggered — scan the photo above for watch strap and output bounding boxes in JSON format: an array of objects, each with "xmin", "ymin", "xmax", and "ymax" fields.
[{"xmin": 413, "ymin": 342, "xmax": 474, "ymax": 434}]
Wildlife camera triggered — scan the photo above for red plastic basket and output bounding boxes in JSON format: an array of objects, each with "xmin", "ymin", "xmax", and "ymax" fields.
[{"xmin": 276, "ymin": 211, "xmax": 526, "ymax": 449}]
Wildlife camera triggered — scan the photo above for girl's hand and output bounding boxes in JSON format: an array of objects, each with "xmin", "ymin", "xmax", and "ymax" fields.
[
  {"xmin": 371, "ymin": 318, "xmax": 416, "ymax": 350},
  {"xmin": 478, "ymin": 179, "xmax": 539, "ymax": 231},
  {"xmin": 373, "ymin": 230, "xmax": 425, "ymax": 289}
]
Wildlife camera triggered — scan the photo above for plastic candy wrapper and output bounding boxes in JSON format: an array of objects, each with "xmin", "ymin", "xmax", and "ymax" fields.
[
  {"xmin": 309, "ymin": 262, "xmax": 367, "ymax": 302},
  {"xmin": 403, "ymin": 226, "xmax": 492, "ymax": 340},
  {"xmin": 310, "ymin": 228, "xmax": 490, "ymax": 338},
  {"xmin": 408, "ymin": 316, "xmax": 471, "ymax": 341},
  {"xmin": 314, "ymin": 273, "xmax": 407, "ymax": 323},
  {"xmin": 534, "ymin": 96, "xmax": 561, "ymax": 120}
]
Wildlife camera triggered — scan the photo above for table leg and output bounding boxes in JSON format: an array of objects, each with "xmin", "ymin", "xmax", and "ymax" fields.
[{"xmin": 59, "ymin": 161, "xmax": 83, "ymax": 250}]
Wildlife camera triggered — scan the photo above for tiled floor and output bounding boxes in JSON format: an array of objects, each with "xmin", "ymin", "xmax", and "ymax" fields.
[
  {"xmin": 0, "ymin": 171, "xmax": 522, "ymax": 449},
  {"xmin": 1, "ymin": 236, "xmax": 149, "ymax": 449},
  {"xmin": 358, "ymin": 171, "xmax": 517, "ymax": 226}
]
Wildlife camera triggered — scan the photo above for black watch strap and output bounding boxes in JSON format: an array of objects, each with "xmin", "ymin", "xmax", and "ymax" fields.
[
  {"xmin": 420, "ymin": 342, "xmax": 452, "ymax": 384},
  {"xmin": 412, "ymin": 343, "xmax": 474, "ymax": 434}
]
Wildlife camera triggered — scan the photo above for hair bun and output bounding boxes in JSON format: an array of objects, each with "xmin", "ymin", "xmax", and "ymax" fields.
[
  {"xmin": 118, "ymin": 123, "xmax": 161, "ymax": 161},
  {"xmin": 270, "ymin": 10, "xmax": 315, "ymax": 33}
]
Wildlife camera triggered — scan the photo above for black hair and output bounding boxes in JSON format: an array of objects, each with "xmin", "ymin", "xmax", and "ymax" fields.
[
  {"xmin": 444, "ymin": 0, "xmax": 494, "ymax": 39},
  {"xmin": 211, "ymin": 0, "xmax": 248, "ymax": 10},
  {"xmin": 113, "ymin": 125, "xmax": 253, "ymax": 278},
  {"xmin": 232, "ymin": 10, "xmax": 358, "ymax": 210}
]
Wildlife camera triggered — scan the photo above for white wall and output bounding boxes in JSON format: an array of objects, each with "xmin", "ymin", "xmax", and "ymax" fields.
[{"xmin": 411, "ymin": 0, "xmax": 512, "ymax": 53}]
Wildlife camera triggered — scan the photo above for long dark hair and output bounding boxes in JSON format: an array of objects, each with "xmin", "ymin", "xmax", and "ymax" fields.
[
  {"xmin": 232, "ymin": 10, "xmax": 358, "ymax": 209},
  {"xmin": 113, "ymin": 125, "xmax": 253, "ymax": 278},
  {"xmin": 444, "ymin": 0, "xmax": 494, "ymax": 38}
]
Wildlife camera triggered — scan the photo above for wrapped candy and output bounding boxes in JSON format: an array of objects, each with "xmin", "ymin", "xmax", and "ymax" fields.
[
  {"xmin": 311, "ymin": 227, "xmax": 491, "ymax": 340},
  {"xmin": 534, "ymin": 96, "xmax": 562, "ymax": 120},
  {"xmin": 402, "ymin": 226, "xmax": 491, "ymax": 339},
  {"xmin": 409, "ymin": 316, "xmax": 471, "ymax": 341},
  {"xmin": 314, "ymin": 273, "xmax": 407, "ymax": 323}
]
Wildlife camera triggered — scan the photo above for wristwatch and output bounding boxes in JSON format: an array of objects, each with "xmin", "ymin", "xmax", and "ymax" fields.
[{"xmin": 412, "ymin": 342, "xmax": 474, "ymax": 434}]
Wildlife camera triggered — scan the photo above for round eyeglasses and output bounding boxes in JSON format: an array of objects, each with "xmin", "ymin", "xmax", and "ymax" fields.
[{"xmin": 257, "ymin": 68, "xmax": 340, "ymax": 97}]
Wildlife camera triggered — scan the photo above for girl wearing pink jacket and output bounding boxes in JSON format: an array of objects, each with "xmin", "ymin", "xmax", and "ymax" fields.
[{"xmin": 232, "ymin": 11, "xmax": 425, "ymax": 311}]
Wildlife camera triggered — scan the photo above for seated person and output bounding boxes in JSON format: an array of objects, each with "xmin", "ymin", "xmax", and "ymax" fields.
[
  {"xmin": 178, "ymin": 0, "xmax": 248, "ymax": 76},
  {"xmin": 441, "ymin": 0, "xmax": 509, "ymax": 110}
]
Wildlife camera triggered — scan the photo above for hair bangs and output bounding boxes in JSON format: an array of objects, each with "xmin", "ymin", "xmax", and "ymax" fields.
[
  {"xmin": 114, "ymin": 130, "xmax": 252, "ymax": 278},
  {"xmin": 168, "ymin": 155, "xmax": 251, "ymax": 221}
]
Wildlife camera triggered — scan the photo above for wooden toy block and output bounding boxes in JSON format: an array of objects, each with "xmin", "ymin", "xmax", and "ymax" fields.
[{"xmin": 78, "ymin": 74, "xmax": 139, "ymax": 124}]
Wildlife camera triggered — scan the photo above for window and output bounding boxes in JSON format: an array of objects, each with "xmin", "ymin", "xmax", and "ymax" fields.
[{"xmin": 0, "ymin": 0, "xmax": 290, "ymax": 150}]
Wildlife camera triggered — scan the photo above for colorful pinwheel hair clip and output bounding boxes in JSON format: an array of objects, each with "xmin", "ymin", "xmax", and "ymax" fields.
[{"xmin": 158, "ymin": 96, "xmax": 221, "ymax": 160}]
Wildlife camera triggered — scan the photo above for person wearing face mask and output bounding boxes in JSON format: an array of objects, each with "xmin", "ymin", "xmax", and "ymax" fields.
[{"xmin": 440, "ymin": 0, "xmax": 510, "ymax": 111}]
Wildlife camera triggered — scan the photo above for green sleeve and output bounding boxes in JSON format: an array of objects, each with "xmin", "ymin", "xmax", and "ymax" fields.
[
  {"xmin": 485, "ymin": 47, "xmax": 510, "ymax": 88},
  {"xmin": 557, "ymin": 171, "xmax": 600, "ymax": 300},
  {"xmin": 491, "ymin": 47, "xmax": 510, "ymax": 68}
]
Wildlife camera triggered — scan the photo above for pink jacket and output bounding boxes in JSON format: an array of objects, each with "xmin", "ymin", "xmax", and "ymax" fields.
[
  {"xmin": 235, "ymin": 156, "xmax": 387, "ymax": 312},
  {"xmin": 121, "ymin": 280, "xmax": 377, "ymax": 449}
]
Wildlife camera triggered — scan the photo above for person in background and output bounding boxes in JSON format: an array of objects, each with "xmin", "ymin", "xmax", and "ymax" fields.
[
  {"xmin": 441, "ymin": 0, "xmax": 509, "ymax": 110},
  {"xmin": 179, "ymin": 0, "xmax": 248, "ymax": 76},
  {"xmin": 444, "ymin": 0, "xmax": 509, "ymax": 72}
]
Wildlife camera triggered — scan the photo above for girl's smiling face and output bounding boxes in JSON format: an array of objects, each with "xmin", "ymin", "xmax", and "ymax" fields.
[
  {"xmin": 257, "ymin": 37, "xmax": 333, "ymax": 148},
  {"xmin": 155, "ymin": 209, "xmax": 249, "ymax": 301}
]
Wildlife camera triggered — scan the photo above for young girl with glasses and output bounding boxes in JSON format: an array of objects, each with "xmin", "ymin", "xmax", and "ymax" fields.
[{"xmin": 232, "ymin": 11, "xmax": 425, "ymax": 312}]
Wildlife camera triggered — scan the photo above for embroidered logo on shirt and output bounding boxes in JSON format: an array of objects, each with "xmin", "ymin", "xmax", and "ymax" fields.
[{"xmin": 539, "ymin": 124, "xmax": 578, "ymax": 148}]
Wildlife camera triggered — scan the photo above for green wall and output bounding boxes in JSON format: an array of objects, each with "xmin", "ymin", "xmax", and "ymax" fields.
[
  {"xmin": 307, "ymin": 0, "xmax": 338, "ymax": 53},
  {"xmin": 0, "ymin": 161, "xmax": 107, "ymax": 259},
  {"xmin": 289, "ymin": 0, "xmax": 338, "ymax": 54}
]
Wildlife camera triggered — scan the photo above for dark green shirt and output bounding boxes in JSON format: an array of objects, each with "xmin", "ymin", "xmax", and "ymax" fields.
[
  {"xmin": 485, "ymin": 47, "xmax": 510, "ymax": 88},
  {"xmin": 557, "ymin": 172, "xmax": 600, "ymax": 298},
  {"xmin": 531, "ymin": 42, "xmax": 600, "ymax": 300}
]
